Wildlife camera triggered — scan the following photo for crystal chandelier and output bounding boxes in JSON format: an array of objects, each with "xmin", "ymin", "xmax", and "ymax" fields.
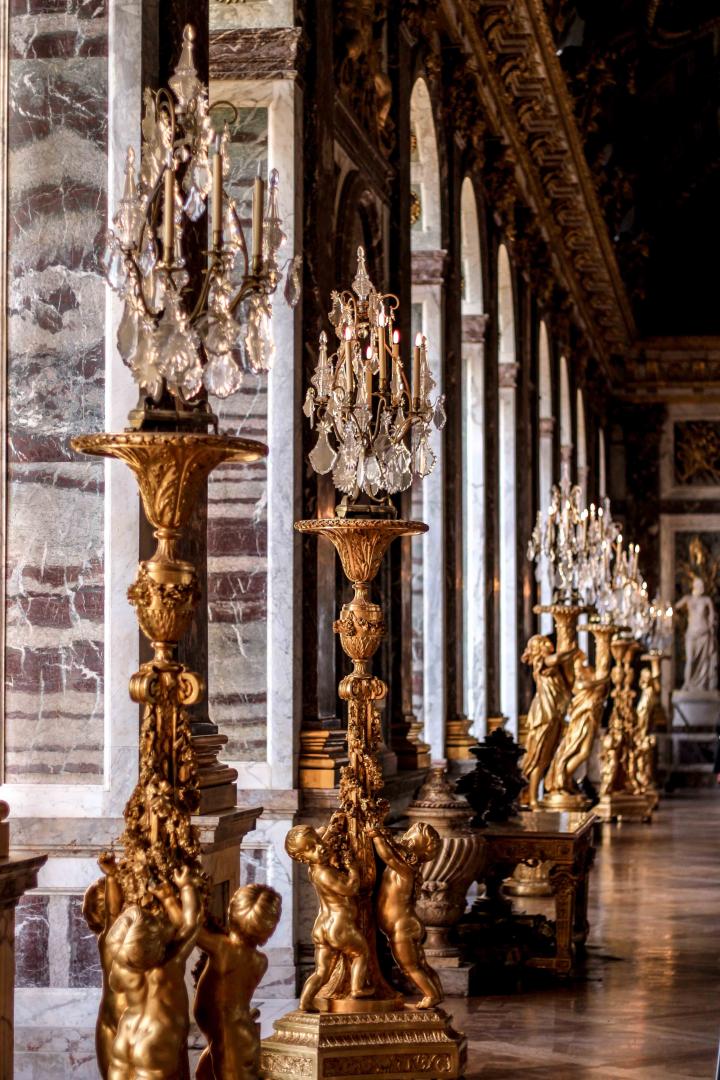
[
  {"xmin": 303, "ymin": 246, "xmax": 446, "ymax": 515},
  {"xmin": 646, "ymin": 598, "xmax": 674, "ymax": 653},
  {"xmin": 527, "ymin": 464, "xmax": 621, "ymax": 606},
  {"xmin": 101, "ymin": 25, "xmax": 299, "ymax": 429}
]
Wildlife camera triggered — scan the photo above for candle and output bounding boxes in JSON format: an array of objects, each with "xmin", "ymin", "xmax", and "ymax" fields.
[
  {"xmin": 212, "ymin": 148, "xmax": 223, "ymax": 248},
  {"xmin": 344, "ymin": 327, "xmax": 353, "ymax": 392},
  {"xmin": 365, "ymin": 345, "xmax": 373, "ymax": 404},
  {"xmin": 378, "ymin": 311, "xmax": 387, "ymax": 384},
  {"xmin": 413, "ymin": 333, "xmax": 422, "ymax": 403},
  {"xmin": 163, "ymin": 166, "xmax": 174, "ymax": 263},
  {"xmin": 252, "ymin": 167, "xmax": 264, "ymax": 269}
]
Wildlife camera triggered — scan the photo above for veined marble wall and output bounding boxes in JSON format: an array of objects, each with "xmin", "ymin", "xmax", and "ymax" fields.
[
  {"xmin": 209, "ymin": 105, "xmax": 269, "ymax": 763},
  {"xmin": 5, "ymin": 2, "xmax": 107, "ymax": 783}
]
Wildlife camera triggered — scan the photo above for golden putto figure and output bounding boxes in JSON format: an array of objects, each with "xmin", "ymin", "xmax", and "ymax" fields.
[
  {"xmin": 82, "ymin": 854, "xmax": 125, "ymax": 1078},
  {"xmin": 285, "ymin": 812, "xmax": 373, "ymax": 1011},
  {"xmin": 194, "ymin": 884, "xmax": 282, "ymax": 1080},
  {"xmin": 105, "ymin": 866, "xmax": 202, "ymax": 1079},
  {"xmin": 521, "ymin": 634, "xmax": 576, "ymax": 808},
  {"xmin": 371, "ymin": 822, "xmax": 443, "ymax": 1009}
]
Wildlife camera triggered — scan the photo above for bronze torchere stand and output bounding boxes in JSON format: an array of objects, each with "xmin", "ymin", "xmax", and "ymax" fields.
[
  {"xmin": 507, "ymin": 604, "xmax": 584, "ymax": 897},
  {"xmin": 596, "ymin": 637, "xmax": 654, "ymax": 823},
  {"xmin": 261, "ymin": 518, "xmax": 466, "ymax": 1080},
  {"xmin": 73, "ymin": 432, "xmax": 279, "ymax": 1080},
  {"xmin": 542, "ymin": 622, "xmax": 615, "ymax": 812}
]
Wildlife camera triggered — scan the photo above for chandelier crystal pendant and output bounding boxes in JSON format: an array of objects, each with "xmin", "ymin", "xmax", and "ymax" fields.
[
  {"xmin": 101, "ymin": 24, "xmax": 300, "ymax": 430},
  {"xmin": 303, "ymin": 246, "xmax": 446, "ymax": 516}
]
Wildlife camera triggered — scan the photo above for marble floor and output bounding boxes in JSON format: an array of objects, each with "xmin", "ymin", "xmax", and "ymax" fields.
[{"xmin": 14, "ymin": 791, "xmax": 720, "ymax": 1077}]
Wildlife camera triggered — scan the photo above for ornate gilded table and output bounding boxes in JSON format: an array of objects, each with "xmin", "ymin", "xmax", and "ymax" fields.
[{"xmin": 480, "ymin": 810, "xmax": 596, "ymax": 976}]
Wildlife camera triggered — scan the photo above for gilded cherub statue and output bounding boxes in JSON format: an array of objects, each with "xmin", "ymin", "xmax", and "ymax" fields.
[
  {"xmin": 521, "ymin": 634, "xmax": 575, "ymax": 808},
  {"xmin": 194, "ymin": 884, "xmax": 282, "ymax": 1080},
  {"xmin": 370, "ymin": 822, "xmax": 443, "ymax": 1009},
  {"xmin": 285, "ymin": 814, "xmax": 373, "ymax": 1011},
  {"xmin": 103, "ymin": 865, "xmax": 202, "ymax": 1079},
  {"xmin": 82, "ymin": 853, "xmax": 125, "ymax": 1079}
]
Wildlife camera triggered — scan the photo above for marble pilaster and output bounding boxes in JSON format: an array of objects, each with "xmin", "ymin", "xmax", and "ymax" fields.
[
  {"xmin": 462, "ymin": 317, "xmax": 488, "ymax": 741},
  {"xmin": 498, "ymin": 361, "xmax": 519, "ymax": 733}
]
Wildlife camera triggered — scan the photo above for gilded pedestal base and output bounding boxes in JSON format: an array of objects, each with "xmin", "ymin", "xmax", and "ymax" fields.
[
  {"xmin": 595, "ymin": 791, "xmax": 653, "ymax": 823},
  {"xmin": 260, "ymin": 1008, "xmax": 467, "ymax": 1079},
  {"xmin": 541, "ymin": 790, "xmax": 591, "ymax": 812}
]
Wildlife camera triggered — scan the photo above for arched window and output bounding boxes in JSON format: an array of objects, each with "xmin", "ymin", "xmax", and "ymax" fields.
[
  {"xmin": 497, "ymin": 244, "xmax": 518, "ymax": 732},
  {"xmin": 410, "ymin": 78, "xmax": 445, "ymax": 759},
  {"xmin": 559, "ymin": 353, "xmax": 572, "ymax": 480},
  {"xmin": 461, "ymin": 178, "xmax": 486, "ymax": 738},
  {"xmin": 576, "ymin": 388, "xmax": 588, "ymax": 503},
  {"xmin": 537, "ymin": 321, "xmax": 554, "ymax": 627}
]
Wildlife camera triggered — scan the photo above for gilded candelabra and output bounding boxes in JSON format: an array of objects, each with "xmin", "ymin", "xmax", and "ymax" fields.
[
  {"xmin": 74, "ymin": 432, "xmax": 279, "ymax": 1079},
  {"xmin": 72, "ymin": 26, "xmax": 294, "ymax": 1080},
  {"xmin": 261, "ymin": 256, "xmax": 464, "ymax": 1079},
  {"xmin": 543, "ymin": 622, "xmax": 615, "ymax": 811},
  {"xmin": 596, "ymin": 637, "xmax": 655, "ymax": 822}
]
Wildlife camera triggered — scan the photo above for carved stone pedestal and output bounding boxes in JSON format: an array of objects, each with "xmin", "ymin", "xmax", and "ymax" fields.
[
  {"xmin": 1, "ymin": 851, "xmax": 47, "ymax": 1080},
  {"xmin": 261, "ymin": 1008, "xmax": 467, "ymax": 1079},
  {"xmin": 595, "ymin": 791, "xmax": 653, "ymax": 823},
  {"xmin": 194, "ymin": 804, "xmax": 262, "ymax": 920}
]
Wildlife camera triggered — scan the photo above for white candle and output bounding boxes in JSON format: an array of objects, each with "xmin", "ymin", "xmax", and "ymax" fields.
[
  {"xmin": 413, "ymin": 332, "xmax": 422, "ymax": 403},
  {"xmin": 378, "ymin": 311, "xmax": 387, "ymax": 384},
  {"xmin": 344, "ymin": 327, "xmax": 353, "ymax": 392},
  {"xmin": 163, "ymin": 166, "xmax": 174, "ymax": 262},
  {"xmin": 212, "ymin": 149, "xmax": 223, "ymax": 248},
  {"xmin": 252, "ymin": 169, "xmax": 264, "ymax": 267}
]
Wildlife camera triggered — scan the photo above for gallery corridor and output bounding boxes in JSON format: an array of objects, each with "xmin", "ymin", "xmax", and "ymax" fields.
[{"xmin": 454, "ymin": 791, "xmax": 720, "ymax": 1078}]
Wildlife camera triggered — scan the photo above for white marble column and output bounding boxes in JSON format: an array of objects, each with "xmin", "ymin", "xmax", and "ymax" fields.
[
  {"xmin": 209, "ymin": 73, "xmax": 301, "ymax": 996},
  {"xmin": 538, "ymin": 415, "xmax": 555, "ymax": 634},
  {"xmin": 463, "ymin": 317, "xmax": 488, "ymax": 739},
  {"xmin": 412, "ymin": 255, "xmax": 447, "ymax": 762},
  {"xmin": 498, "ymin": 361, "xmax": 519, "ymax": 733}
]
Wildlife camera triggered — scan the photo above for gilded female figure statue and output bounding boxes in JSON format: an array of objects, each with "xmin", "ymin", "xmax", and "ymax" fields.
[
  {"xmin": 82, "ymin": 853, "xmax": 125, "ymax": 1079},
  {"xmin": 521, "ymin": 635, "xmax": 575, "ymax": 808},
  {"xmin": 632, "ymin": 667, "xmax": 658, "ymax": 795},
  {"xmin": 105, "ymin": 865, "xmax": 202, "ymax": 1080},
  {"xmin": 370, "ymin": 822, "xmax": 443, "ymax": 1010},
  {"xmin": 285, "ymin": 818, "xmax": 373, "ymax": 1011},
  {"xmin": 545, "ymin": 652, "xmax": 611, "ymax": 798},
  {"xmin": 675, "ymin": 576, "xmax": 718, "ymax": 692},
  {"xmin": 194, "ymin": 884, "xmax": 282, "ymax": 1080}
]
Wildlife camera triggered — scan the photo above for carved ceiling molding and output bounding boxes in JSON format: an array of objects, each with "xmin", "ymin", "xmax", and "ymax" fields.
[
  {"xmin": 623, "ymin": 338, "xmax": 720, "ymax": 400},
  {"xmin": 438, "ymin": 0, "xmax": 636, "ymax": 379}
]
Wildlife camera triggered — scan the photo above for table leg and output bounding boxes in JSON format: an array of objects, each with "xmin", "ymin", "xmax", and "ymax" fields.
[{"xmin": 549, "ymin": 865, "xmax": 576, "ymax": 976}]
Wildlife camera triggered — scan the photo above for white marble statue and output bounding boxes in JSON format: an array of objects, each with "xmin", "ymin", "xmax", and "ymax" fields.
[{"xmin": 675, "ymin": 576, "xmax": 718, "ymax": 692}]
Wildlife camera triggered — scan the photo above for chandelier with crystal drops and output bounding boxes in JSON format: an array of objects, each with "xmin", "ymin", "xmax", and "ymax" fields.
[
  {"xmin": 101, "ymin": 24, "xmax": 300, "ymax": 427},
  {"xmin": 303, "ymin": 247, "xmax": 446, "ymax": 513},
  {"xmin": 527, "ymin": 463, "xmax": 622, "ymax": 606}
]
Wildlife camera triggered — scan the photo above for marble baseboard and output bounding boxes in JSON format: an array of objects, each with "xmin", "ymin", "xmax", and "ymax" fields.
[{"xmin": 14, "ymin": 996, "xmax": 299, "ymax": 1078}]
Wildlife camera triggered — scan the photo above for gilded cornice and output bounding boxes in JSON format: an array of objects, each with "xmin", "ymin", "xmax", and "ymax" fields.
[
  {"xmin": 622, "ymin": 338, "xmax": 720, "ymax": 401},
  {"xmin": 441, "ymin": 0, "xmax": 636, "ymax": 378}
]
